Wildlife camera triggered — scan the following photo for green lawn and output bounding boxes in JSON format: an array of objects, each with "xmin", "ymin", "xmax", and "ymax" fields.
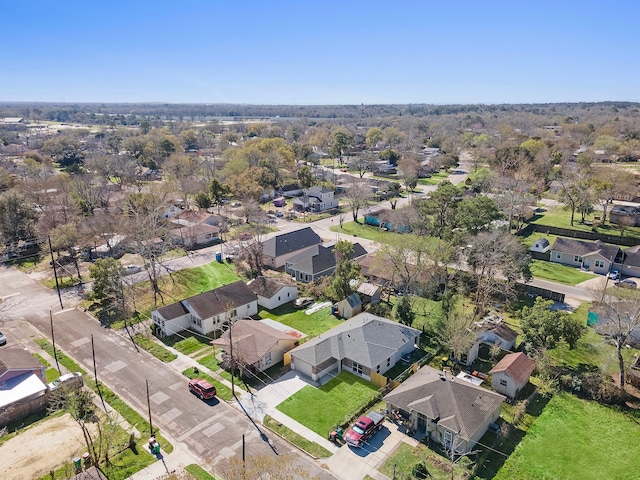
[
  {"xmin": 529, "ymin": 259, "xmax": 596, "ymax": 285},
  {"xmin": 276, "ymin": 371, "xmax": 380, "ymax": 436},
  {"xmin": 257, "ymin": 304, "xmax": 341, "ymax": 338},
  {"xmin": 531, "ymin": 205, "xmax": 640, "ymax": 239},
  {"xmin": 329, "ymin": 221, "xmax": 401, "ymax": 244},
  {"xmin": 263, "ymin": 415, "xmax": 332, "ymax": 458},
  {"xmin": 132, "ymin": 333, "xmax": 178, "ymax": 362},
  {"xmin": 495, "ymin": 393, "xmax": 640, "ymax": 480},
  {"xmin": 379, "ymin": 442, "xmax": 467, "ymax": 480},
  {"xmin": 184, "ymin": 464, "xmax": 219, "ymax": 480},
  {"xmin": 519, "ymin": 230, "xmax": 560, "ymax": 249}
]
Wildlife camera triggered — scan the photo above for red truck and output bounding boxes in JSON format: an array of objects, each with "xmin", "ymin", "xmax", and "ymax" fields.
[{"xmin": 344, "ymin": 411, "xmax": 385, "ymax": 447}]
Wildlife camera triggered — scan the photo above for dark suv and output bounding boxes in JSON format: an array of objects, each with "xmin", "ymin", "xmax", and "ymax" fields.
[{"xmin": 188, "ymin": 379, "xmax": 217, "ymax": 400}]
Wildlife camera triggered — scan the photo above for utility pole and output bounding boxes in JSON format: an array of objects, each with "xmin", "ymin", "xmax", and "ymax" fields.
[
  {"xmin": 50, "ymin": 310, "xmax": 61, "ymax": 375},
  {"xmin": 91, "ymin": 334, "xmax": 107, "ymax": 412},
  {"xmin": 229, "ymin": 322, "xmax": 235, "ymax": 397},
  {"xmin": 146, "ymin": 379, "xmax": 153, "ymax": 436},
  {"xmin": 48, "ymin": 236, "xmax": 64, "ymax": 310}
]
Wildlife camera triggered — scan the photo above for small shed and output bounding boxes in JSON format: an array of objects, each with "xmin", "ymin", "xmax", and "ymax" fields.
[
  {"xmin": 530, "ymin": 237, "xmax": 550, "ymax": 253},
  {"xmin": 335, "ymin": 293, "xmax": 362, "ymax": 319},
  {"xmin": 357, "ymin": 282, "xmax": 382, "ymax": 305},
  {"xmin": 489, "ymin": 352, "xmax": 535, "ymax": 399}
]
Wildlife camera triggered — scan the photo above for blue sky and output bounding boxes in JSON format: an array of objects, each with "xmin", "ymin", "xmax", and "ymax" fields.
[{"xmin": 2, "ymin": 1, "xmax": 639, "ymax": 104}]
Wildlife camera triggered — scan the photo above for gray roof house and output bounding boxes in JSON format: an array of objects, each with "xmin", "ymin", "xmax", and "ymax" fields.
[
  {"xmin": 246, "ymin": 276, "xmax": 298, "ymax": 310},
  {"xmin": 384, "ymin": 365, "xmax": 505, "ymax": 453},
  {"xmin": 262, "ymin": 227, "xmax": 323, "ymax": 269},
  {"xmin": 152, "ymin": 281, "xmax": 258, "ymax": 337},
  {"xmin": 285, "ymin": 242, "xmax": 368, "ymax": 283},
  {"xmin": 290, "ymin": 313, "xmax": 421, "ymax": 382},
  {"xmin": 550, "ymin": 238, "xmax": 621, "ymax": 275}
]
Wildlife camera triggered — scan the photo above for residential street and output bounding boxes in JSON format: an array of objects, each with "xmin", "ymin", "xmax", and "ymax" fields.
[{"xmin": 0, "ymin": 266, "xmax": 337, "ymax": 480}]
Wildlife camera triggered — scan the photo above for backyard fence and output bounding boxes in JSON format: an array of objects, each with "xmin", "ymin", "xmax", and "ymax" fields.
[{"xmin": 517, "ymin": 223, "xmax": 640, "ymax": 247}]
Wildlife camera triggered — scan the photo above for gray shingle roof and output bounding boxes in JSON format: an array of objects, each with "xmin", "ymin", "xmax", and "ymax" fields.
[
  {"xmin": 155, "ymin": 301, "xmax": 189, "ymax": 321},
  {"xmin": 383, "ymin": 365, "xmax": 505, "ymax": 441},
  {"xmin": 290, "ymin": 313, "xmax": 420, "ymax": 370},
  {"xmin": 246, "ymin": 276, "xmax": 293, "ymax": 298},
  {"xmin": 551, "ymin": 237, "xmax": 620, "ymax": 262},
  {"xmin": 186, "ymin": 281, "xmax": 257, "ymax": 319},
  {"xmin": 262, "ymin": 227, "xmax": 322, "ymax": 258},
  {"xmin": 286, "ymin": 242, "xmax": 368, "ymax": 276}
]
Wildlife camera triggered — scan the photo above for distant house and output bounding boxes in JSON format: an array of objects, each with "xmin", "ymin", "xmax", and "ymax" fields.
[
  {"xmin": 384, "ymin": 365, "xmax": 505, "ymax": 452},
  {"xmin": 335, "ymin": 292, "xmax": 362, "ymax": 319},
  {"xmin": 134, "ymin": 165, "xmax": 161, "ymax": 181},
  {"xmin": 262, "ymin": 227, "xmax": 323, "ymax": 269},
  {"xmin": 292, "ymin": 186, "xmax": 338, "ymax": 212},
  {"xmin": 247, "ymin": 276, "xmax": 298, "ymax": 310},
  {"xmin": 357, "ymin": 282, "xmax": 382, "ymax": 305},
  {"xmin": 465, "ymin": 320, "xmax": 519, "ymax": 366},
  {"xmin": 169, "ymin": 224, "xmax": 220, "ymax": 249},
  {"xmin": 290, "ymin": 313, "xmax": 421, "ymax": 382},
  {"xmin": 530, "ymin": 237, "xmax": 550, "ymax": 253},
  {"xmin": 610, "ymin": 205, "xmax": 640, "ymax": 227},
  {"xmin": 550, "ymin": 238, "xmax": 621, "ymax": 275},
  {"xmin": 548, "ymin": 180, "xmax": 563, "ymax": 195},
  {"xmin": 151, "ymin": 281, "xmax": 258, "ymax": 337},
  {"xmin": 489, "ymin": 352, "xmax": 535, "ymax": 399},
  {"xmin": 211, "ymin": 320, "xmax": 301, "ymax": 373},
  {"xmin": 285, "ymin": 242, "xmax": 367, "ymax": 283},
  {"xmin": 0, "ymin": 349, "xmax": 48, "ymax": 427},
  {"xmin": 174, "ymin": 210, "xmax": 224, "ymax": 228},
  {"xmin": 280, "ymin": 184, "xmax": 303, "ymax": 198}
]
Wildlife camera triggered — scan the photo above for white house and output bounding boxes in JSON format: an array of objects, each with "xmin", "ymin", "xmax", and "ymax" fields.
[
  {"xmin": 151, "ymin": 281, "xmax": 258, "ymax": 337},
  {"xmin": 246, "ymin": 276, "xmax": 298, "ymax": 310},
  {"xmin": 293, "ymin": 186, "xmax": 338, "ymax": 212},
  {"xmin": 530, "ymin": 237, "xmax": 550, "ymax": 253}
]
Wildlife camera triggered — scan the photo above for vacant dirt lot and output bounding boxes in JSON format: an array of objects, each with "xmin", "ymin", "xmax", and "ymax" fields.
[{"xmin": 1, "ymin": 414, "xmax": 91, "ymax": 480}]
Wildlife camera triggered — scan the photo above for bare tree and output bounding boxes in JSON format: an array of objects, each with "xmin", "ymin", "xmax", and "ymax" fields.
[
  {"xmin": 438, "ymin": 311, "xmax": 477, "ymax": 363},
  {"xmin": 592, "ymin": 287, "xmax": 640, "ymax": 388},
  {"xmin": 344, "ymin": 179, "xmax": 372, "ymax": 223}
]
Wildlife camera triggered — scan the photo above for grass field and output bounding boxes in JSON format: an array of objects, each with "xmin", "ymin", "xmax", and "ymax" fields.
[
  {"xmin": 329, "ymin": 221, "xmax": 400, "ymax": 244},
  {"xmin": 495, "ymin": 393, "xmax": 640, "ymax": 480},
  {"xmin": 531, "ymin": 205, "xmax": 640, "ymax": 239},
  {"xmin": 257, "ymin": 304, "xmax": 341, "ymax": 337},
  {"xmin": 276, "ymin": 371, "xmax": 380, "ymax": 436},
  {"xmin": 529, "ymin": 259, "xmax": 596, "ymax": 285}
]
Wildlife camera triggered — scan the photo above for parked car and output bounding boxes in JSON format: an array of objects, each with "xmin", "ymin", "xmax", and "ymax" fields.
[
  {"xmin": 188, "ymin": 378, "xmax": 217, "ymax": 400},
  {"xmin": 48, "ymin": 372, "xmax": 83, "ymax": 391},
  {"xmin": 276, "ymin": 210, "xmax": 284, "ymax": 218},
  {"xmin": 294, "ymin": 297, "xmax": 314, "ymax": 309},
  {"xmin": 608, "ymin": 270, "xmax": 620, "ymax": 280},
  {"xmin": 123, "ymin": 265, "xmax": 142, "ymax": 275},
  {"xmin": 0, "ymin": 331, "xmax": 6, "ymax": 346},
  {"xmin": 344, "ymin": 411, "xmax": 385, "ymax": 447},
  {"xmin": 615, "ymin": 279, "xmax": 637, "ymax": 289}
]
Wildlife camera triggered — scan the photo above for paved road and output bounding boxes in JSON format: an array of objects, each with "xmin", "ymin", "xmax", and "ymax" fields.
[{"xmin": 0, "ymin": 266, "xmax": 337, "ymax": 480}]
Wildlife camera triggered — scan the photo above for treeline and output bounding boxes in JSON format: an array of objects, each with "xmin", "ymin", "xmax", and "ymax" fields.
[{"xmin": 2, "ymin": 101, "xmax": 640, "ymax": 124}]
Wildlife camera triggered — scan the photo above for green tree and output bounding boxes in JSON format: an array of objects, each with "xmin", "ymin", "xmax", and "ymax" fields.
[
  {"xmin": 365, "ymin": 127, "xmax": 384, "ymax": 147},
  {"xmin": 208, "ymin": 178, "xmax": 231, "ymax": 213},
  {"xmin": 519, "ymin": 297, "xmax": 586, "ymax": 351},
  {"xmin": 329, "ymin": 240, "xmax": 361, "ymax": 301},
  {"xmin": 394, "ymin": 295, "xmax": 415, "ymax": 326},
  {"xmin": 380, "ymin": 148, "xmax": 401, "ymax": 166},
  {"xmin": 330, "ymin": 130, "xmax": 353, "ymax": 166},
  {"xmin": 89, "ymin": 258, "xmax": 125, "ymax": 312},
  {"xmin": 297, "ymin": 165, "xmax": 314, "ymax": 189},
  {"xmin": 179, "ymin": 129, "xmax": 199, "ymax": 150},
  {"xmin": 0, "ymin": 191, "xmax": 37, "ymax": 246},
  {"xmin": 417, "ymin": 180, "xmax": 462, "ymax": 239},
  {"xmin": 193, "ymin": 191, "xmax": 212, "ymax": 209},
  {"xmin": 454, "ymin": 196, "xmax": 504, "ymax": 235}
]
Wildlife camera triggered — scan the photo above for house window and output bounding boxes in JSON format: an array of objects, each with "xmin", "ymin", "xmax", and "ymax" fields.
[
  {"xmin": 376, "ymin": 365, "xmax": 381, "ymax": 373},
  {"xmin": 387, "ymin": 357, "xmax": 391, "ymax": 367},
  {"xmin": 265, "ymin": 352, "xmax": 272, "ymax": 365},
  {"xmin": 278, "ymin": 296, "xmax": 281, "ymax": 301},
  {"xmin": 556, "ymin": 252, "xmax": 562, "ymax": 259},
  {"xmin": 352, "ymin": 362, "xmax": 363, "ymax": 375},
  {"xmin": 231, "ymin": 309, "xmax": 237, "ymax": 317},
  {"xmin": 444, "ymin": 430, "xmax": 453, "ymax": 447},
  {"xmin": 500, "ymin": 379, "xmax": 508, "ymax": 387},
  {"xmin": 574, "ymin": 255, "xmax": 583, "ymax": 263},
  {"xmin": 192, "ymin": 316, "xmax": 201, "ymax": 327},
  {"xmin": 287, "ymin": 292, "xmax": 290, "ymax": 297},
  {"xmin": 594, "ymin": 260, "xmax": 605, "ymax": 268}
]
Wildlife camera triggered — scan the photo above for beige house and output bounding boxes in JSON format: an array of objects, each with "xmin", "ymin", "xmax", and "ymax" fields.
[
  {"xmin": 489, "ymin": 352, "xmax": 535, "ymax": 399},
  {"xmin": 384, "ymin": 365, "xmax": 505, "ymax": 453},
  {"xmin": 211, "ymin": 319, "xmax": 301, "ymax": 372}
]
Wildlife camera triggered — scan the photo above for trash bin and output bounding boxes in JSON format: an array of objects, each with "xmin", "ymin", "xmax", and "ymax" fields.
[
  {"xmin": 82, "ymin": 452, "xmax": 91, "ymax": 467},
  {"xmin": 73, "ymin": 457, "xmax": 82, "ymax": 471},
  {"xmin": 336, "ymin": 426, "xmax": 344, "ymax": 440}
]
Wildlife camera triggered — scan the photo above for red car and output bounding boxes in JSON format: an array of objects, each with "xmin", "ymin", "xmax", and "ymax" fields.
[
  {"xmin": 344, "ymin": 411, "xmax": 385, "ymax": 447},
  {"xmin": 188, "ymin": 379, "xmax": 217, "ymax": 400}
]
